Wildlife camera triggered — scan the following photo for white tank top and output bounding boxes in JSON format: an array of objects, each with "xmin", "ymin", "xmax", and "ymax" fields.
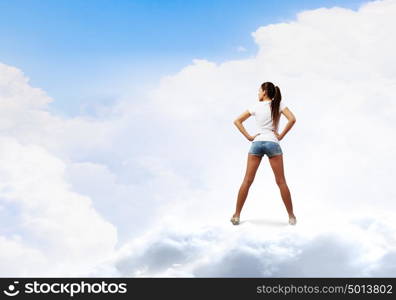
[{"xmin": 247, "ymin": 100, "xmax": 287, "ymax": 143}]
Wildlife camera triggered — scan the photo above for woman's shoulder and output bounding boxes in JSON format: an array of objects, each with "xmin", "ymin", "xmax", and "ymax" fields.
[
  {"xmin": 279, "ymin": 100, "xmax": 288, "ymax": 112},
  {"xmin": 247, "ymin": 102, "xmax": 259, "ymax": 115}
]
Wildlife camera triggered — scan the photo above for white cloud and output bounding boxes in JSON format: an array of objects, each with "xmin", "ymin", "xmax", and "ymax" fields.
[
  {"xmin": 0, "ymin": 136, "xmax": 117, "ymax": 276},
  {"xmin": 112, "ymin": 212, "xmax": 396, "ymax": 277},
  {"xmin": 0, "ymin": 235, "xmax": 48, "ymax": 277}
]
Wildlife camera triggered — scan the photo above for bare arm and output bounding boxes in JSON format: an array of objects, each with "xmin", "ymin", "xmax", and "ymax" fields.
[
  {"xmin": 233, "ymin": 110, "xmax": 260, "ymax": 141},
  {"xmin": 276, "ymin": 107, "xmax": 296, "ymax": 140}
]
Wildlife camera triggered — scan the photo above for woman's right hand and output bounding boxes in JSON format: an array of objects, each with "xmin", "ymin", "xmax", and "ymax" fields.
[{"xmin": 273, "ymin": 131, "xmax": 282, "ymax": 141}]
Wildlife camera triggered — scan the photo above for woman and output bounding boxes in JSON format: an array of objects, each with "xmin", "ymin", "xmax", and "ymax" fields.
[{"xmin": 231, "ymin": 82, "xmax": 297, "ymax": 226}]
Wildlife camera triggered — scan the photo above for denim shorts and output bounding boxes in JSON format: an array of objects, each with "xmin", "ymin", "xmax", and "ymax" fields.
[{"xmin": 248, "ymin": 141, "xmax": 283, "ymax": 158}]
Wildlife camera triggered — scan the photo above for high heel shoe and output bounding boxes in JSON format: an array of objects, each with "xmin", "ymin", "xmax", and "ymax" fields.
[{"xmin": 230, "ymin": 215, "xmax": 240, "ymax": 225}]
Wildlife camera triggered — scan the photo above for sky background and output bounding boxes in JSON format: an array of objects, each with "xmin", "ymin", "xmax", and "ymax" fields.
[
  {"xmin": 0, "ymin": 0, "xmax": 369, "ymax": 116},
  {"xmin": 1, "ymin": 0, "xmax": 396, "ymax": 278}
]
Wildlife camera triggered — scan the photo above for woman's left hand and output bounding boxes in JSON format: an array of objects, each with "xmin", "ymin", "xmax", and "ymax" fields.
[{"xmin": 248, "ymin": 133, "xmax": 261, "ymax": 141}]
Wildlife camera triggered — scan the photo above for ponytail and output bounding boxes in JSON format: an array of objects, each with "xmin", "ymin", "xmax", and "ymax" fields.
[{"xmin": 261, "ymin": 82, "xmax": 282, "ymax": 132}]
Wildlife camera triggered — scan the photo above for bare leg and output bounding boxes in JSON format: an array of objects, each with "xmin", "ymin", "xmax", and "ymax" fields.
[
  {"xmin": 268, "ymin": 154, "xmax": 296, "ymax": 218},
  {"xmin": 233, "ymin": 154, "xmax": 262, "ymax": 218}
]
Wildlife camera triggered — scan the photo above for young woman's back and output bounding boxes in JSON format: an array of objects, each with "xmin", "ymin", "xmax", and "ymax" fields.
[
  {"xmin": 231, "ymin": 81, "xmax": 297, "ymax": 226},
  {"xmin": 248, "ymin": 99, "xmax": 288, "ymax": 143}
]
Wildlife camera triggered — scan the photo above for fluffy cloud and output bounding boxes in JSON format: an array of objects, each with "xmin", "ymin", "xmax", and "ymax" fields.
[
  {"xmin": 112, "ymin": 212, "xmax": 396, "ymax": 277},
  {"xmin": 0, "ymin": 136, "xmax": 117, "ymax": 276}
]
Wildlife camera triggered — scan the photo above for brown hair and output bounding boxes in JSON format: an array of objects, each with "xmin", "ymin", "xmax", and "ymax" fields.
[{"xmin": 261, "ymin": 82, "xmax": 282, "ymax": 131}]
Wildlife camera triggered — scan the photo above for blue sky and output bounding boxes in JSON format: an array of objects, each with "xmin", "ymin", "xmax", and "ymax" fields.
[{"xmin": 0, "ymin": 0, "xmax": 369, "ymax": 116}]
